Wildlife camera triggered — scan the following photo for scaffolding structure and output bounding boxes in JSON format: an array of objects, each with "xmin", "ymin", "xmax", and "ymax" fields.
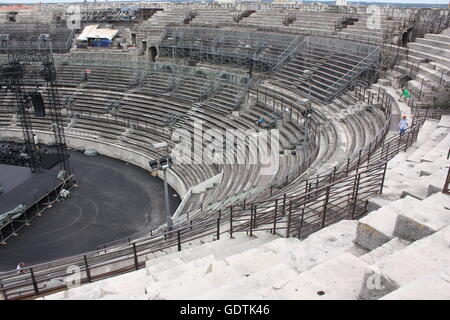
[
  {"xmin": 158, "ymin": 27, "xmax": 295, "ymax": 73},
  {"xmin": 0, "ymin": 44, "xmax": 71, "ymax": 174}
]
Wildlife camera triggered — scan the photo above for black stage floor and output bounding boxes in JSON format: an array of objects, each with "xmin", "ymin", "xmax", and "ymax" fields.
[
  {"xmin": 0, "ymin": 149, "xmax": 181, "ymax": 271},
  {"xmin": 0, "ymin": 142, "xmax": 64, "ymax": 170},
  {"xmin": 0, "ymin": 164, "xmax": 60, "ymax": 213}
]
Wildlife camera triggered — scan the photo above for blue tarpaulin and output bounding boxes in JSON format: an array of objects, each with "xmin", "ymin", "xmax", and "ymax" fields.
[{"xmin": 92, "ymin": 39, "xmax": 111, "ymax": 47}]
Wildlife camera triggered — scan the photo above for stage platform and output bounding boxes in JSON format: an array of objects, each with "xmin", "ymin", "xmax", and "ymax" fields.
[
  {"xmin": 0, "ymin": 149, "xmax": 180, "ymax": 271},
  {"xmin": 0, "ymin": 164, "xmax": 60, "ymax": 214}
]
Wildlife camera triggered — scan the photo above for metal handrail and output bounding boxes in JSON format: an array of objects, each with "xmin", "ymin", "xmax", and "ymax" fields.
[
  {"xmin": 233, "ymin": 78, "xmax": 254, "ymax": 109},
  {"xmin": 406, "ymin": 66, "xmax": 450, "ymax": 107},
  {"xmin": 272, "ymin": 36, "xmax": 310, "ymax": 73},
  {"xmin": 326, "ymin": 47, "xmax": 380, "ymax": 96}
]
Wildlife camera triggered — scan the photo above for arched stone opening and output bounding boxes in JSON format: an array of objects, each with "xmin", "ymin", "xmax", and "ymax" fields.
[{"xmin": 148, "ymin": 46, "xmax": 157, "ymax": 62}]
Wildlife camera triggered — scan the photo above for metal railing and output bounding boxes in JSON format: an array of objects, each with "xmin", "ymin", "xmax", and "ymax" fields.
[
  {"xmin": 271, "ymin": 36, "xmax": 309, "ymax": 72},
  {"xmin": 233, "ymin": 78, "xmax": 255, "ymax": 109},
  {"xmin": 444, "ymin": 166, "xmax": 450, "ymax": 195},
  {"xmin": 0, "ymin": 36, "xmax": 73, "ymax": 53},
  {"xmin": 406, "ymin": 67, "xmax": 450, "ymax": 107},
  {"xmin": 325, "ymin": 47, "xmax": 381, "ymax": 100},
  {"xmin": 393, "ymin": 59, "xmax": 421, "ymax": 79},
  {"xmin": 229, "ymin": 162, "xmax": 388, "ymax": 239}
]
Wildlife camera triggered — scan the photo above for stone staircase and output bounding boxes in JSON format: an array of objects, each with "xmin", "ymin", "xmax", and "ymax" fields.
[
  {"xmin": 371, "ymin": 117, "xmax": 449, "ymax": 201},
  {"xmin": 401, "ymin": 28, "xmax": 450, "ymax": 107}
]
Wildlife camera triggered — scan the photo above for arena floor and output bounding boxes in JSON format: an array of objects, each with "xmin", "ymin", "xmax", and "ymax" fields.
[{"xmin": 0, "ymin": 149, "xmax": 180, "ymax": 271}]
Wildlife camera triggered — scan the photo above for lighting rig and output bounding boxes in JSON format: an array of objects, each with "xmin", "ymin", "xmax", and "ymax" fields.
[
  {"xmin": 0, "ymin": 43, "xmax": 71, "ymax": 174},
  {"xmin": 149, "ymin": 142, "xmax": 175, "ymax": 230}
]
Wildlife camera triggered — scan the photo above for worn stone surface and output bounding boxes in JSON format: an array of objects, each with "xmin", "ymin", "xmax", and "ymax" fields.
[{"xmin": 359, "ymin": 266, "xmax": 400, "ymax": 300}]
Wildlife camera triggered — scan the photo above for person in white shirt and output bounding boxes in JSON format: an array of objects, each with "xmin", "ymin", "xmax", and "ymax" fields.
[
  {"xmin": 16, "ymin": 262, "xmax": 25, "ymax": 275},
  {"xmin": 399, "ymin": 115, "xmax": 408, "ymax": 136}
]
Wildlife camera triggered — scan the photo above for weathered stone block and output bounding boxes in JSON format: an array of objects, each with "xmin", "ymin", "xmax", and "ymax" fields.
[
  {"xmin": 355, "ymin": 223, "xmax": 392, "ymax": 251},
  {"xmin": 393, "ymin": 214, "xmax": 436, "ymax": 242}
]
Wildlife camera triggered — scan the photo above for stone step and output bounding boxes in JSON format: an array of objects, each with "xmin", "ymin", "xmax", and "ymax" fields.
[
  {"xmin": 161, "ymin": 249, "xmax": 293, "ymax": 300},
  {"xmin": 417, "ymin": 36, "xmax": 450, "ymax": 51},
  {"xmin": 421, "ymin": 133, "xmax": 450, "ymax": 162},
  {"xmin": 441, "ymin": 28, "xmax": 450, "ymax": 36},
  {"xmin": 194, "ymin": 262, "xmax": 299, "ymax": 300},
  {"xmin": 406, "ymin": 127, "xmax": 447, "ymax": 163},
  {"xmin": 359, "ymin": 225, "xmax": 450, "ymax": 300},
  {"xmin": 438, "ymin": 115, "xmax": 450, "ymax": 129},
  {"xmin": 408, "ymin": 42, "xmax": 450, "ymax": 59},
  {"xmin": 214, "ymin": 233, "xmax": 280, "ymax": 259},
  {"xmin": 413, "ymin": 64, "xmax": 450, "ymax": 86},
  {"xmin": 424, "ymin": 33, "xmax": 450, "ymax": 45},
  {"xmin": 144, "ymin": 234, "xmax": 251, "ymax": 271},
  {"xmin": 406, "ymin": 48, "xmax": 450, "ymax": 67},
  {"xmin": 156, "ymin": 220, "xmax": 359, "ymax": 299},
  {"xmin": 399, "ymin": 169, "xmax": 448, "ymax": 200},
  {"xmin": 407, "ymin": 79, "xmax": 435, "ymax": 96},
  {"xmin": 428, "ymin": 60, "xmax": 450, "ymax": 73},
  {"xmin": 380, "ymin": 270, "xmax": 450, "ymax": 300},
  {"xmin": 366, "ymin": 197, "xmax": 394, "ymax": 212},
  {"xmin": 393, "ymin": 193, "xmax": 450, "ymax": 241},
  {"xmin": 414, "ymin": 119, "xmax": 440, "ymax": 145},
  {"xmin": 359, "ymin": 237, "xmax": 410, "ymax": 265},
  {"xmin": 355, "ymin": 199, "xmax": 407, "ymax": 250},
  {"xmin": 44, "ymin": 267, "xmax": 151, "ymax": 300},
  {"xmin": 249, "ymin": 253, "xmax": 368, "ymax": 300},
  {"xmin": 419, "ymin": 156, "xmax": 450, "ymax": 176},
  {"xmin": 337, "ymin": 31, "xmax": 383, "ymax": 42},
  {"xmin": 145, "ymin": 254, "xmax": 229, "ymax": 299},
  {"xmin": 384, "ymin": 162, "xmax": 421, "ymax": 183}
]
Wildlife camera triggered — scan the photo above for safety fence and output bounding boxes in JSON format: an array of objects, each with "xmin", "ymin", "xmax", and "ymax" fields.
[
  {"xmin": 445, "ymin": 146, "xmax": 450, "ymax": 195},
  {"xmin": 326, "ymin": 47, "xmax": 381, "ymax": 102},
  {"xmin": 0, "ymin": 28, "xmax": 74, "ymax": 54},
  {"xmin": 271, "ymin": 36, "xmax": 309, "ymax": 73},
  {"xmin": 405, "ymin": 67, "xmax": 450, "ymax": 108}
]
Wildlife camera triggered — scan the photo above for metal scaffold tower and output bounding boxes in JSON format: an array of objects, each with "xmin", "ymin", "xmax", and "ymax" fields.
[{"xmin": 0, "ymin": 44, "xmax": 71, "ymax": 174}]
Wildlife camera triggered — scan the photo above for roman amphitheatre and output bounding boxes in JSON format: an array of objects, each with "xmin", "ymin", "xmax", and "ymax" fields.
[{"xmin": 0, "ymin": 0, "xmax": 449, "ymax": 300}]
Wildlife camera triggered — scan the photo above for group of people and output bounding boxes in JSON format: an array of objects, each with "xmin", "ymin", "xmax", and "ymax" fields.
[
  {"xmin": 398, "ymin": 88, "xmax": 411, "ymax": 136},
  {"xmin": 0, "ymin": 143, "xmax": 29, "ymax": 166}
]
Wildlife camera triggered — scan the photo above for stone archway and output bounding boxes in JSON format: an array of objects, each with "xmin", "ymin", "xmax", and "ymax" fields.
[
  {"xmin": 140, "ymin": 40, "xmax": 147, "ymax": 56},
  {"xmin": 220, "ymin": 73, "xmax": 230, "ymax": 81},
  {"xmin": 148, "ymin": 46, "xmax": 158, "ymax": 62},
  {"xmin": 400, "ymin": 28, "xmax": 413, "ymax": 47},
  {"xmin": 399, "ymin": 75, "xmax": 413, "ymax": 89},
  {"xmin": 195, "ymin": 70, "xmax": 207, "ymax": 78}
]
